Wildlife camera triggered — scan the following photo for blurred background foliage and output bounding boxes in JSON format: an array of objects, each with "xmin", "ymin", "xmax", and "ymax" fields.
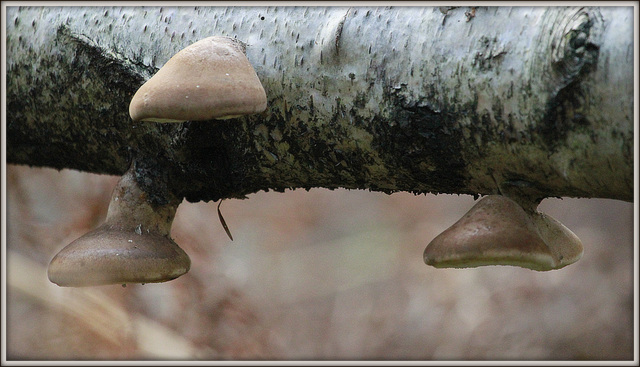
[{"xmin": 4, "ymin": 164, "xmax": 635, "ymax": 361}]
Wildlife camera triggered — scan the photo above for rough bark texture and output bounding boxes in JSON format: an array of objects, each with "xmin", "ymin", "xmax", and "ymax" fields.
[{"xmin": 5, "ymin": 6, "xmax": 634, "ymax": 204}]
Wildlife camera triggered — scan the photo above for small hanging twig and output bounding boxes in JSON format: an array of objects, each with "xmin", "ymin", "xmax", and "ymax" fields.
[{"xmin": 217, "ymin": 200, "xmax": 234, "ymax": 241}]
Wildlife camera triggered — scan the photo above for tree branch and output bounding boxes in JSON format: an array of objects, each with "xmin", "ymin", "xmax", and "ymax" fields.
[{"xmin": 5, "ymin": 6, "xmax": 634, "ymax": 203}]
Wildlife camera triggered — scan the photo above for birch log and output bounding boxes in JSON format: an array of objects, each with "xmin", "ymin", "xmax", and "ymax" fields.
[{"xmin": 5, "ymin": 6, "xmax": 634, "ymax": 204}]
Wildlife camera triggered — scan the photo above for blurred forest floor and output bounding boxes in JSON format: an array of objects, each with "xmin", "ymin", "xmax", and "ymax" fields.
[{"xmin": 3, "ymin": 164, "xmax": 636, "ymax": 361}]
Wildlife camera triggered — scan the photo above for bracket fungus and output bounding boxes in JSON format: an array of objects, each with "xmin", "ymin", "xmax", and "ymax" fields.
[
  {"xmin": 129, "ymin": 35, "xmax": 268, "ymax": 241},
  {"xmin": 129, "ymin": 36, "xmax": 267, "ymax": 123},
  {"xmin": 423, "ymin": 195, "xmax": 583, "ymax": 271},
  {"xmin": 48, "ymin": 164, "xmax": 190, "ymax": 287},
  {"xmin": 48, "ymin": 36, "xmax": 268, "ymax": 287}
]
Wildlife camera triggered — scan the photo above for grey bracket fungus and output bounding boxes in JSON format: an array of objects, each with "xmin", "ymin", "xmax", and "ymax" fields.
[
  {"xmin": 423, "ymin": 195, "xmax": 583, "ymax": 271},
  {"xmin": 48, "ymin": 165, "xmax": 190, "ymax": 287},
  {"xmin": 129, "ymin": 36, "xmax": 267, "ymax": 123}
]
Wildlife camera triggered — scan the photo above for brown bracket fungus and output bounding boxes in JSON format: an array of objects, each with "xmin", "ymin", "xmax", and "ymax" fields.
[
  {"xmin": 48, "ymin": 36, "xmax": 268, "ymax": 287},
  {"xmin": 129, "ymin": 36, "xmax": 268, "ymax": 240},
  {"xmin": 129, "ymin": 36, "xmax": 267, "ymax": 123},
  {"xmin": 48, "ymin": 164, "xmax": 190, "ymax": 287},
  {"xmin": 423, "ymin": 195, "xmax": 583, "ymax": 271}
]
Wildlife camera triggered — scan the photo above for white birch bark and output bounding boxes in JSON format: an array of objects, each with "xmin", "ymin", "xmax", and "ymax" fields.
[{"xmin": 5, "ymin": 6, "xmax": 634, "ymax": 203}]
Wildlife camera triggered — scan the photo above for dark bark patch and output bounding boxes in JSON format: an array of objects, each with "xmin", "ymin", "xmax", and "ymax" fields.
[
  {"xmin": 538, "ymin": 79, "xmax": 592, "ymax": 151},
  {"xmin": 370, "ymin": 95, "xmax": 467, "ymax": 195},
  {"xmin": 6, "ymin": 25, "xmax": 143, "ymax": 175},
  {"xmin": 535, "ymin": 8, "xmax": 602, "ymax": 150}
]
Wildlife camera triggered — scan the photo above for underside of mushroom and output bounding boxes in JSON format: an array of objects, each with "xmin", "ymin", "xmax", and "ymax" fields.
[
  {"xmin": 423, "ymin": 195, "xmax": 583, "ymax": 271},
  {"xmin": 47, "ymin": 163, "xmax": 191, "ymax": 287}
]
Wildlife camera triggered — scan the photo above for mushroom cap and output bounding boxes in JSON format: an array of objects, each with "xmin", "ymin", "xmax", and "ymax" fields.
[
  {"xmin": 423, "ymin": 195, "xmax": 580, "ymax": 271},
  {"xmin": 48, "ymin": 224, "xmax": 191, "ymax": 287},
  {"xmin": 129, "ymin": 36, "xmax": 267, "ymax": 123}
]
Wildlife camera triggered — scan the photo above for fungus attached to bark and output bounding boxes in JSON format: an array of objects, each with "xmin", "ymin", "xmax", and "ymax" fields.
[
  {"xmin": 48, "ymin": 36, "xmax": 268, "ymax": 287},
  {"xmin": 129, "ymin": 36, "xmax": 267, "ymax": 123},
  {"xmin": 48, "ymin": 164, "xmax": 190, "ymax": 287},
  {"xmin": 423, "ymin": 195, "xmax": 583, "ymax": 271},
  {"xmin": 129, "ymin": 36, "xmax": 267, "ymax": 241}
]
